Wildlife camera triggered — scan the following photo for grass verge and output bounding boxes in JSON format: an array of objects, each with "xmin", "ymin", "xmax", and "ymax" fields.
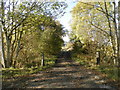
[
  {"xmin": 72, "ymin": 57, "xmax": 119, "ymax": 81},
  {"xmin": 2, "ymin": 58, "xmax": 56, "ymax": 79}
]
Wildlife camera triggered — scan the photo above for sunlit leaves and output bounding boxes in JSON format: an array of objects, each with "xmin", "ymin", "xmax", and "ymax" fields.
[
  {"xmin": 71, "ymin": 2, "xmax": 114, "ymax": 44},
  {"xmin": 17, "ymin": 13, "xmax": 64, "ymax": 68},
  {"xmin": 70, "ymin": 1, "xmax": 115, "ymax": 60},
  {"xmin": 0, "ymin": 0, "xmax": 67, "ymax": 68}
]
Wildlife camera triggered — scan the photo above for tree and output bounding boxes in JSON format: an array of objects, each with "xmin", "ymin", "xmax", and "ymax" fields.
[
  {"xmin": 0, "ymin": 0, "xmax": 67, "ymax": 68},
  {"xmin": 15, "ymin": 15, "xmax": 64, "ymax": 68},
  {"xmin": 70, "ymin": 1, "xmax": 119, "ymax": 65}
]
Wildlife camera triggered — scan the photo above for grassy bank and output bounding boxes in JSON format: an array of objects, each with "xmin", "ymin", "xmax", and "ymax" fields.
[
  {"xmin": 2, "ymin": 58, "xmax": 56, "ymax": 79},
  {"xmin": 72, "ymin": 56, "xmax": 119, "ymax": 82},
  {"xmin": 97, "ymin": 65, "xmax": 119, "ymax": 81}
]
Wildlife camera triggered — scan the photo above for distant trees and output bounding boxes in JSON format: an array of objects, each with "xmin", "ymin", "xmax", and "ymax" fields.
[
  {"xmin": 16, "ymin": 15, "xmax": 64, "ymax": 68},
  {"xmin": 0, "ymin": 1, "xmax": 67, "ymax": 68}
]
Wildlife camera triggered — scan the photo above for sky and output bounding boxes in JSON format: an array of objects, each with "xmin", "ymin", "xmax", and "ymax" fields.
[{"xmin": 57, "ymin": 1, "xmax": 77, "ymax": 42}]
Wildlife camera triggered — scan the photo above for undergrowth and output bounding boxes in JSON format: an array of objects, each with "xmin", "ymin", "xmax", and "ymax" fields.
[
  {"xmin": 72, "ymin": 55, "xmax": 119, "ymax": 81},
  {"xmin": 2, "ymin": 58, "xmax": 56, "ymax": 79}
]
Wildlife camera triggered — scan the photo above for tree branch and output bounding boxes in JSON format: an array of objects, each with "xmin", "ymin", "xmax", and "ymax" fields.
[
  {"xmin": 9, "ymin": 2, "xmax": 37, "ymax": 37},
  {"xmin": 89, "ymin": 21, "xmax": 110, "ymax": 36},
  {"xmin": 81, "ymin": 2, "xmax": 114, "ymax": 21}
]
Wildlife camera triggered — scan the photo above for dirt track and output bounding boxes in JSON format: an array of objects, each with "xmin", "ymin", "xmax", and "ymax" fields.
[{"xmin": 2, "ymin": 57, "xmax": 119, "ymax": 89}]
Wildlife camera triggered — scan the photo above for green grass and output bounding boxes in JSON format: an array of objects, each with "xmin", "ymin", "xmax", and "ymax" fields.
[
  {"xmin": 72, "ymin": 56, "xmax": 119, "ymax": 81},
  {"xmin": 2, "ymin": 58, "xmax": 56, "ymax": 79},
  {"xmin": 97, "ymin": 65, "xmax": 119, "ymax": 81},
  {"xmin": 72, "ymin": 57, "xmax": 88, "ymax": 66}
]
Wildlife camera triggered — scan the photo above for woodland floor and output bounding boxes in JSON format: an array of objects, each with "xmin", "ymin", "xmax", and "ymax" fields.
[{"xmin": 2, "ymin": 56, "xmax": 119, "ymax": 89}]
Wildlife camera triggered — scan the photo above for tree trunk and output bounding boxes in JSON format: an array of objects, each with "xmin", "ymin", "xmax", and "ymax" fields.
[
  {"xmin": 41, "ymin": 52, "xmax": 45, "ymax": 67},
  {"xmin": 0, "ymin": 1, "xmax": 6, "ymax": 68},
  {"xmin": 0, "ymin": 27, "xmax": 5, "ymax": 68},
  {"xmin": 114, "ymin": 0, "xmax": 119, "ymax": 65},
  {"xmin": 104, "ymin": 2, "xmax": 117, "ymax": 65},
  {"xmin": 118, "ymin": 1, "xmax": 120, "ymax": 66},
  {"xmin": 6, "ymin": 37, "xmax": 11, "ymax": 68},
  {"xmin": 96, "ymin": 51, "xmax": 100, "ymax": 65}
]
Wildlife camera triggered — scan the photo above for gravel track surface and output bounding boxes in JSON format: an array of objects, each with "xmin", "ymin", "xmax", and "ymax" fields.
[{"xmin": 2, "ymin": 58, "xmax": 119, "ymax": 89}]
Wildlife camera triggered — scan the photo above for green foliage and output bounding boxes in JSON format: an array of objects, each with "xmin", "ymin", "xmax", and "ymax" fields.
[
  {"xmin": 70, "ymin": 2, "xmax": 115, "ymax": 59},
  {"xmin": 70, "ymin": 1, "xmax": 117, "ymax": 74},
  {"xmin": 97, "ymin": 65, "xmax": 119, "ymax": 81},
  {"xmin": 72, "ymin": 53, "xmax": 119, "ymax": 81},
  {"xmin": 2, "ymin": 57, "xmax": 56, "ymax": 79},
  {"xmin": 1, "ymin": 1, "xmax": 67, "ymax": 68},
  {"xmin": 15, "ymin": 14, "xmax": 64, "ymax": 68}
]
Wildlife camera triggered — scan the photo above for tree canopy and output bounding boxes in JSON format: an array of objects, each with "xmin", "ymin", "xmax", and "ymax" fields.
[{"xmin": 0, "ymin": 1, "xmax": 67, "ymax": 68}]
